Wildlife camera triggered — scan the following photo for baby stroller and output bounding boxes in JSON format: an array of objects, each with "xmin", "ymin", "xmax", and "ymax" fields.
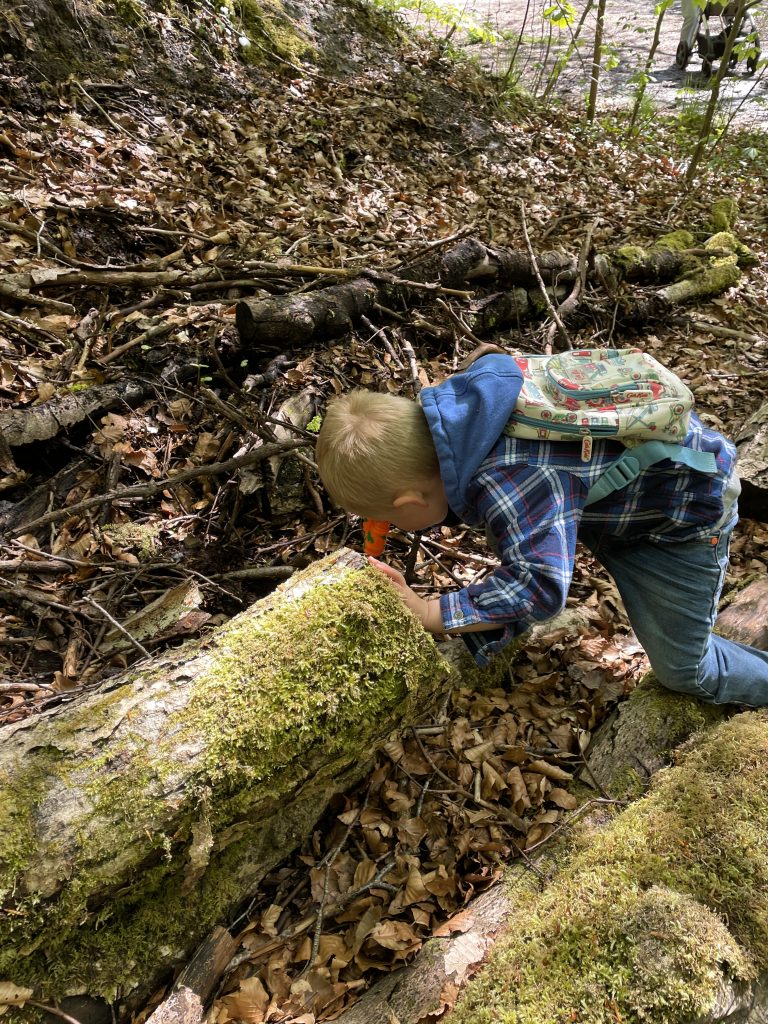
[{"xmin": 676, "ymin": 1, "xmax": 760, "ymax": 77}]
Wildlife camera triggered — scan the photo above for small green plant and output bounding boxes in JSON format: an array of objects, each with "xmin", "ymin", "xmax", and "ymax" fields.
[{"xmin": 543, "ymin": 2, "xmax": 576, "ymax": 29}]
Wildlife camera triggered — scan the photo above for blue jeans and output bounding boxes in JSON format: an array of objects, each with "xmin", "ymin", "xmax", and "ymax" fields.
[{"xmin": 581, "ymin": 513, "xmax": 768, "ymax": 707}]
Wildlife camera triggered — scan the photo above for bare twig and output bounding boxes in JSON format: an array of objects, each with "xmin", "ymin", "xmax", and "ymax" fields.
[
  {"xmin": 299, "ymin": 788, "xmax": 373, "ymax": 976},
  {"xmin": 518, "ymin": 200, "xmax": 571, "ymax": 349},
  {"xmin": 10, "ymin": 440, "xmax": 308, "ymax": 537},
  {"xmin": 84, "ymin": 596, "xmax": 151, "ymax": 659},
  {"xmin": 400, "ymin": 338, "xmax": 423, "ymax": 395},
  {"xmin": 27, "ymin": 1001, "xmax": 84, "ymax": 1024},
  {"xmin": 671, "ymin": 316, "xmax": 766, "ymax": 347},
  {"xmin": 71, "ymin": 78, "xmax": 143, "ymax": 141},
  {"xmin": 544, "ymin": 218, "xmax": 596, "ymax": 350},
  {"xmin": 0, "ymin": 308, "xmax": 67, "ymax": 346},
  {"xmin": 436, "ymin": 297, "xmax": 484, "ymax": 346}
]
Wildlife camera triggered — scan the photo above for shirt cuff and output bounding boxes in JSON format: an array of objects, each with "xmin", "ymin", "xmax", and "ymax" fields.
[{"xmin": 439, "ymin": 591, "xmax": 526, "ymax": 666}]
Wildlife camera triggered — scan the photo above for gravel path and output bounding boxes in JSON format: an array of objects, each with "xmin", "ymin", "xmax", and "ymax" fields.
[{"xmin": 411, "ymin": 0, "xmax": 768, "ymax": 127}]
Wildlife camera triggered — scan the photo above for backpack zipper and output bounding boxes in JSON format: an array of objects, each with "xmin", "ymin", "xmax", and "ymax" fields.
[
  {"xmin": 544, "ymin": 374, "xmax": 657, "ymax": 402},
  {"xmin": 508, "ymin": 412, "xmax": 619, "ymax": 436},
  {"xmin": 507, "ymin": 413, "xmax": 618, "ymax": 461}
]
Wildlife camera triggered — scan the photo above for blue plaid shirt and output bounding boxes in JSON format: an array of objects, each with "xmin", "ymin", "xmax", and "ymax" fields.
[{"xmin": 438, "ymin": 414, "xmax": 736, "ymax": 664}]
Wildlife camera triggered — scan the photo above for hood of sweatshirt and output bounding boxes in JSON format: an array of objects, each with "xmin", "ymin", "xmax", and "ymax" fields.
[{"xmin": 420, "ymin": 354, "xmax": 523, "ymax": 521}]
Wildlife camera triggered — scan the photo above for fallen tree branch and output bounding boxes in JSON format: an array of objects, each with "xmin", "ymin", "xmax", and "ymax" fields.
[
  {"xmin": 234, "ymin": 227, "xmax": 748, "ymax": 350},
  {"xmin": 0, "ymin": 551, "xmax": 460, "ymax": 1011},
  {"xmin": 7, "ymin": 439, "xmax": 308, "ymax": 537},
  {"xmin": 0, "ymin": 380, "xmax": 151, "ymax": 448}
]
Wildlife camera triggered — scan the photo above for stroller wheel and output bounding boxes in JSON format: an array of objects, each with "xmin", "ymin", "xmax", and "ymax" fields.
[
  {"xmin": 676, "ymin": 40, "xmax": 691, "ymax": 69},
  {"xmin": 702, "ymin": 58, "xmax": 713, "ymax": 77}
]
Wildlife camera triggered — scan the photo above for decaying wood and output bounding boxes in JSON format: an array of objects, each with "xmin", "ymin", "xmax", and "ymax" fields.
[
  {"xmin": 235, "ymin": 233, "xmax": 749, "ymax": 348},
  {"xmin": 735, "ymin": 400, "xmax": 768, "ymax": 521},
  {"xmin": 576, "ymin": 679, "xmax": 726, "ymax": 795},
  {"xmin": 145, "ymin": 927, "xmax": 238, "ymax": 1024},
  {"xmin": 332, "ymin": 881, "xmax": 515, "ymax": 1024},
  {"xmin": 235, "ymin": 276, "xmax": 379, "ymax": 347},
  {"xmin": 0, "ymin": 550, "xmax": 460, "ymax": 1010},
  {"xmin": 0, "ymin": 380, "xmax": 150, "ymax": 448}
]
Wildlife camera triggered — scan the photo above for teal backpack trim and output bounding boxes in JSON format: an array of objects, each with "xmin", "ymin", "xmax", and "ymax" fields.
[{"xmin": 584, "ymin": 441, "xmax": 718, "ymax": 507}]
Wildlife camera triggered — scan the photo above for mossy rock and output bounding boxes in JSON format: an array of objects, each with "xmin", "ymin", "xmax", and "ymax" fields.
[
  {"xmin": 705, "ymin": 231, "xmax": 757, "ymax": 268},
  {"xmin": 708, "ymin": 198, "xmax": 739, "ymax": 234},
  {"xmin": 652, "ymin": 229, "xmax": 694, "ymax": 252}
]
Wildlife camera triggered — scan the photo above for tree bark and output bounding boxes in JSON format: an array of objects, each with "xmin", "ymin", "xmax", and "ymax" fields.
[
  {"xmin": 0, "ymin": 550, "xmax": 459, "ymax": 1012},
  {"xmin": 735, "ymin": 400, "xmax": 768, "ymax": 522},
  {"xmin": 234, "ymin": 235, "xmax": 747, "ymax": 349},
  {"xmin": 0, "ymin": 380, "xmax": 150, "ymax": 448}
]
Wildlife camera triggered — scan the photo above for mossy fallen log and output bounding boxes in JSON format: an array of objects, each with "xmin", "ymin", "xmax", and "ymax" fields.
[
  {"xmin": 234, "ymin": 224, "xmax": 753, "ymax": 349},
  {"xmin": 0, "ymin": 550, "xmax": 458, "ymax": 1012},
  {"xmin": 449, "ymin": 710, "xmax": 768, "ymax": 1024}
]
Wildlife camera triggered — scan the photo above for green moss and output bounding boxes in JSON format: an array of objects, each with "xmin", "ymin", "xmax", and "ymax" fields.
[
  {"xmin": 109, "ymin": 0, "xmax": 149, "ymax": 28},
  {"xmin": 183, "ymin": 567, "xmax": 444, "ymax": 793},
  {"xmin": 708, "ymin": 197, "xmax": 739, "ymax": 233},
  {"xmin": 0, "ymin": 560, "xmax": 452, "ymax": 1002},
  {"xmin": 629, "ymin": 673, "xmax": 722, "ymax": 748},
  {"xmin": 651, "ymin": 229, "xmax": 694, "ymax": 252},
  {"xmin": 450, "ymin": 712, "xmax": 768, "ymax": 1024},
  {"xmin": 704, "ymin": 230, "xmax": 757, "ymax": 267},
  {"xmin": 607, "ymin": 764, "xmax": 647, "ymax": 801},
  {"xmin": 613, "ymin": 244, "xmax": 648, "ymax": 272},
  {"xmin": 660, "ymin": 256, "xmax": 741, "ymax": 304},
  {"xmin": 230, "ymin": 0, "xmax": 314, "ymax": 63},
  {"xmin": 102, "ymin": 521, "xmax": 161, "ymax": 560}
]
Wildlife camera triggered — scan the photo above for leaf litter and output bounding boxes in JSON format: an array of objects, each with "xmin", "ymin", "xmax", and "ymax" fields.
[{"xmin": 0, "ymin": 3, "xmax": 767, "ymax": 1021}]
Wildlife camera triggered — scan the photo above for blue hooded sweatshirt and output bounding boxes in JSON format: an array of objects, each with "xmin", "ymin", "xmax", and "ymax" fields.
[{"xmin": 420, "ymin": 354, "xmax": 524, "ymax": 524}]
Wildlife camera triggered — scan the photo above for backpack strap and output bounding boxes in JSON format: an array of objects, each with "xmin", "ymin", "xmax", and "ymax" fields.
[{"xmin": 583, "ymin": 441, "xmax": 718, "ymax": 507}]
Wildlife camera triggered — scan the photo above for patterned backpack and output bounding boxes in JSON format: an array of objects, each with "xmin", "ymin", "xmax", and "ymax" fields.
[{"xmin": 502, "ymin": 348, "xmax": 717, "ymax": 505}]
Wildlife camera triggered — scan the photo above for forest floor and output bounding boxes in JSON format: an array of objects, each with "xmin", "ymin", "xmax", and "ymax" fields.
[{"xmin": 1, "ymin": 0, "xmax": 768, "ymax": 1021}]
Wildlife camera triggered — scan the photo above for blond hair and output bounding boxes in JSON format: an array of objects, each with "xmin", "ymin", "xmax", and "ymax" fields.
[{"xmin": 316, "ymin": 390, "xmax": 439, "ymax": 515}]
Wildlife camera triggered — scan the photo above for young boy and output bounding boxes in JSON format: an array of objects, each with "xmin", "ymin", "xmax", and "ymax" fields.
[{"xmin": 316, "ymin": 352, "xmax": 768, "ymax": 706}]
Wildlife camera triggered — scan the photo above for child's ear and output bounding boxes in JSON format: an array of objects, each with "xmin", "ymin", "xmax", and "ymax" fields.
[{"xmin": 392, "ymin": 489, "xmax": 428, "ymax": 509}]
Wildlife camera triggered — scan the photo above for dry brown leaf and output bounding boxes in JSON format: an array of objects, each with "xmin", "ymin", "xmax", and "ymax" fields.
[
  {"xmin": 526, "ymin": 759, "xmax": 573, "ymax": 782},
  {"xmin": 216, "ymin": 975, "xmax": 270, "ymax": 1024},
  {"xmin": 0, "ymin": 983, "xmax": 33, "ymax": 1007},
  {"xmin": 548, "ymin": 787, "xmax": 579, "ymax": 810}
]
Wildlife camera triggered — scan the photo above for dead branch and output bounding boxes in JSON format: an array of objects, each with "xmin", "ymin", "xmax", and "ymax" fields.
[{"xmin": 7, "ymin": 439, "xmax": 308, "ymax": 537}]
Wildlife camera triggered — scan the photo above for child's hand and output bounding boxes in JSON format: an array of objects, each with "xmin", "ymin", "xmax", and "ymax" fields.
[{"xmin": 368, "ymin": 558, "xmax": 444, "ymax": 633}]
